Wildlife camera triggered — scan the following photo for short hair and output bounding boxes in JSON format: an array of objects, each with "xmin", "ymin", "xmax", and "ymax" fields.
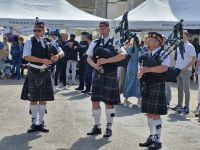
[
  {"xmin": 13, "ymin": 36, "xmax": 19, "ymax": 43},
  {"xmin": 183, "ymin": 31, "xmax": 189, "ymax": 37},
  {"xmin": 18, "ymin": 37, "xmax": 24, "ymax": 42},
  {"xmin": 87, "ymin": 34, "xmax": 93, "ymax": 41},
  {"xmin": 99, "ymin": 21, "xmax": 109, "ymax": 27},
  {"xmin": 70, "ymin": 34, "xmax": 76, "ymax": 39}
]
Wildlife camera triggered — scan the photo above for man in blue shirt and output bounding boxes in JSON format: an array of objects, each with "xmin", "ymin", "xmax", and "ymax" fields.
[{"xmin": 0, "ymin": 41, "xmax": 4, "ymax": 58}]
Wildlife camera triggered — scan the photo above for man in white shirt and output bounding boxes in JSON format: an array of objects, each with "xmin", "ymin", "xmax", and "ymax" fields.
[
  {"xmin": 21, "ymin": 19, "xmax": 64, "ymax": 133},
  {"xmin": 86, "ymin": 21, "xmax": 126, "ymax": 138},
  {"xmin": 172, "ymin": 31, "xmax": 197, "ymax": 114}
]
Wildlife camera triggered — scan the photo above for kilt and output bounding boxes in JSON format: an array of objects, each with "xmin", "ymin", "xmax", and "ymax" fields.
[
  {"xmin": 141, "ymin": 82, "xmax": 167, "ymax": 115},
  {"xmin": 91, "ymin": 71, "xmax": 120, "ymax": 105},
  {"xmin": 21, "ymin": 67, "xmax": 54, "ymax": 101}
]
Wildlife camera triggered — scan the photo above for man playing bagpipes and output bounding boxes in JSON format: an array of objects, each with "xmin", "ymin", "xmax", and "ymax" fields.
[
  {"xmin": 138, "ymin": 32, "xmax": 171, "ymax": 150},
  {"xmin": 86, "ymin": 21, "xmax": 127, "ymax": 137},
  {"xmin": 21, "ymin": 18, "xmax": 64, "ymax": 133}
]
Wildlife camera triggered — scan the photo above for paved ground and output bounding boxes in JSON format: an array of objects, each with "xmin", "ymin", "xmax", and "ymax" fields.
[{"xmin": 0, "ymin": 79, "xmax": 200, "ymax": 150}]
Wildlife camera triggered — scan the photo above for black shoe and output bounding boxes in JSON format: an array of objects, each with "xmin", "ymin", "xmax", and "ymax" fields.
[
  {"xmin": 87, "ymin": 125, "xmax": 102, "ymax": 135},
  {"xmin": 183, "ymin": 106, "xmax": 190, "ymax": 114},
  {"xmin": 37, "ymin": 123, "xmax": 49, "ymax": 133},
  {"xmin": 81, "ymin": 90, "xmax": 88, "ymax": 94},
  {"xmin": 148, "ymin": 141, "xmax": 162, "ymax": 150},
  {"xmin": 75, "ymin": 87, "xmax": 84, "ymax": 91},
  {"xmin": 195, "ymin": 111, "xmax": 200, "ymax": 118},
  {"xmin": 27, "ymin": 123, "xmax": 37, "ymax": 133},
  {"xmin": 103, "ymin": 128, "xmax": 112, "ymax": 138},
  {"xmin": 139, "ymin": 135, "xmax": 154, "ymax": 147},
  {"xmin": 87, "ymin": 92, "xmax": 91, "ymax": 95},
  {"xmin": 171, "ymin": 105, "xmax": 183, "ymax": 113}
]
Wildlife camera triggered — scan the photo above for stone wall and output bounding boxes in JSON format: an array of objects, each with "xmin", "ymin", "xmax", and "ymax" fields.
[{"xmin": 66, "ymin": 0, "xmax": 146, "ymax": 18}]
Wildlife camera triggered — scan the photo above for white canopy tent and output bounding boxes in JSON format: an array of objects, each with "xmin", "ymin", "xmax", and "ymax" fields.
[
  {"xmin": 114, "ymin": 0, "xmax": 200, "ymax": 31},
  {"xmin": 0, "ymin": 0, "xmax": 107, "ymax": 29}
]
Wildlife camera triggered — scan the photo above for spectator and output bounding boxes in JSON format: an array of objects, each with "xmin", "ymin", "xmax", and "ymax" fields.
[
  {"xmin": 0, "ymin": 41, "xmax": 4, "ymax": 58},
  {"xmin": 192, "ymin": 38, "xmax": 200, "ymax": 55},
  {"xmin": 19, "ymin": 37, "xmax": 27, "ymax": 78},
  {"xmin": 11, "ymin": 36, "xmax": 22, "ymax": 80},
  {"xmin": 123, "ymin": 39, "xmax": 142, "ymax": 107},
  {"xmin": 3, "ymin": 36, "xmax": 9, "ymax": 60},
  {"xmin": 172, "ymin": 31, "xmax": 197, "ymax": 114},
  {"xmin": 66, "ymin": 34, "xmax": 79, "ymax": 85}
]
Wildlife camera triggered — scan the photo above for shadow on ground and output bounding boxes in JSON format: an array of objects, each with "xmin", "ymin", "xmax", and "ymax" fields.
[
  {"xmin": 0, "ymin": 79, "xmax": 24, "ymax": 85},
  {"xmin": 115, "ymin": 104, "xmax": 141, "ymax": 117},
  {"xmin": 0, "ymin": 133, "xmax": 41, "ymax": 150},
  {"xmin": 61, "ymin": 91, "xmax": 90, "ymax": 101},
  {"xmin": 57, "ymin": 136, "xmax": 111, "ymax": 150}
]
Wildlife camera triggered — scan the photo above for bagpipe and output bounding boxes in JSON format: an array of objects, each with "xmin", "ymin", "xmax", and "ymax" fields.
[
  {"xmin": 43, "ymin": 37, "xmax": 59, "ymax": 59},
  {"xmin": 114, "ymin": 11, "xmax": 141, "ymax": 66},
  {"xmin": 139, "ymin": 20, "xmax": 185, "ymax": 84},
  {"xmin": 93, "ymin": 11, "xmax": 139, "ymax": 71}
]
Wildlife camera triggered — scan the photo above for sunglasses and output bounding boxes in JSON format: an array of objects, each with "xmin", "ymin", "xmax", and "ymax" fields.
[{"xmin": 33, "ymin": 29, "xmax": 42, "ymax": 33}]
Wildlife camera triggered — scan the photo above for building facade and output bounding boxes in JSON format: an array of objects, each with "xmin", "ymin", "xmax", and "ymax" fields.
[{"xmin": 67, "ymin": 0, "xmax": 145, "ymax": 19}]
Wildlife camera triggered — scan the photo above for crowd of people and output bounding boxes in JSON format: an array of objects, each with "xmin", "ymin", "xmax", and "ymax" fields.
[{"xmin": 0, "ymin": 19, "xmax": 200, "ymax": 150}]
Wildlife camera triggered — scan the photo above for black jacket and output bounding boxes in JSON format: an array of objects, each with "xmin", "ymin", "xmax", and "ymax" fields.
[{"xmin": 66, "ymin": 39, "xmax": 79, "ymax": 61}]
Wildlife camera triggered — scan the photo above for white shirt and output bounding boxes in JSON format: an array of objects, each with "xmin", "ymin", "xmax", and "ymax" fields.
[
  {"xmin": 86, "ymin": 36, "xmax": 126, "ymax": 57},
  {"xmin": 175, "ymin": 41, "xmax": 196, "ymax": 70},
  {"xmin": 151, "ymin": 47, "xmax": 171, "ymax": 67},
  {"xmin": 197, "ymin": 53, "xmax": 200, "ymax": 75},
  {"xmin": 23, "ymin": 37, "xmax": 62, "ymax": 58}
]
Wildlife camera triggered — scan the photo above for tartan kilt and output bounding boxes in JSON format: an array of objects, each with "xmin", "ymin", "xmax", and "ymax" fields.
[
  {"xmin": 91, "ymin": 71, "xmax": 120, "ymax": 105},
  {"xmin": 21, "ymin": 68, "xmax": 54, "ymax": 101},
  {"xmin": 141, "ymin": 82, "xmax": 167, "ymax": 115}
]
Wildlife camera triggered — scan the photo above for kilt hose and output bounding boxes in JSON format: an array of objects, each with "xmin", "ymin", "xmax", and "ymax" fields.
[
  {"xmin": 21, "ymin": 67, "xmax": 54, "ymax": 101},
  {"xmin": 141, "ymin": 82, "xmax": 167, "ymax": 115},
  {"xmin": 91, "ymin": 71, "xmax": 120, "ymax": 105}
]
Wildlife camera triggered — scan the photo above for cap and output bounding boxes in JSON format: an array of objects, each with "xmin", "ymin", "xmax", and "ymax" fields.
[{"xmin": 148, "ymin": 32, "xmax": 163, "ymax": 44}]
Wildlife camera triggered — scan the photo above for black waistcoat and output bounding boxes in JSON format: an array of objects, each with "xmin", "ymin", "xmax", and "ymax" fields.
[
  {"xmin": 93, "ymin": 37, "xmax": 118, "ymax": 73},
  {"xmin": 31, "ymin": 37, "xmax": 49, "ymax": 66}
]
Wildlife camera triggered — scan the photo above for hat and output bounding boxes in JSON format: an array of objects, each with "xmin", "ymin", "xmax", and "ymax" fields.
[
  {"xmin": 49, "ymin": 29, "xmax": 59, "ymax": 36},
  {"xmin": 148, "ymin": 32, "xmax": 163, "ymax": 44},
  {"xmin": 34, "ymin": 17, "xmax": 44, "ymax": 29},
  {"xmin": 99, "ymin": 21, "xmax": 109, "ymax": 27}
]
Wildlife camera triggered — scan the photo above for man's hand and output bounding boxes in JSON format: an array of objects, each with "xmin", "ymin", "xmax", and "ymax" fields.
[
  {"xmin": 94, "ymin": 63, "xmax": 102, "ymax": 71},
  {"xmin": 51, "ymin": 55, "xmax": 59, "ymax": 62},
  {"xmin": 97, "ymin": 58, "xmax": 109, "ymax": 65},
  {"xmin": 68, "ymin": 42, "xmax": 73, "ymax": 48},
  {"xmin": 138, "ymin": 67, "xmax": 149, "ymax": 79},
  {"xmin": 42, "ymin": 59, "xmax": 53, "ymax": 65}
]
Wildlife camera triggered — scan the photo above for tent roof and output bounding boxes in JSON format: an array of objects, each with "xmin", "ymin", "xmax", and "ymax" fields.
[
  {"xmin": 115, "ymin": 0, "xmax": 200, "ymax": 30},
  {"xmin": 0, "ymin": 0, "xmax": 107, "ymax": 28}
]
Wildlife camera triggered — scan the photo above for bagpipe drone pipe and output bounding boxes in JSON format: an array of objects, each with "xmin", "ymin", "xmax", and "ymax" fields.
[{"xmin": 93, "ymin": 11, "xmax": 139, "ymax": 69}]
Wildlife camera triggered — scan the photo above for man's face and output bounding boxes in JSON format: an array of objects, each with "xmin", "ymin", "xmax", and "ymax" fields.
[
  {"xmin": 147, "ymin": 38, "xmax": 160, "ymax": 51},
  {"xmin": 81, "ymin": 36, "xmax": 87, "ymax": 41},
  {"xmin": 183, "ymin": 33, "xmax": 188, "ymax": 42},
  {"xmin": 99, "ymin": 26, "xmax": 110, "ymax": 37},
  {"xmin": 61, "ymin": 34, "xmax": 68, "ymax": 41},
  {"xmin": 33, "ymin": 27, "xmax": 44, "ymax": 38}
]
